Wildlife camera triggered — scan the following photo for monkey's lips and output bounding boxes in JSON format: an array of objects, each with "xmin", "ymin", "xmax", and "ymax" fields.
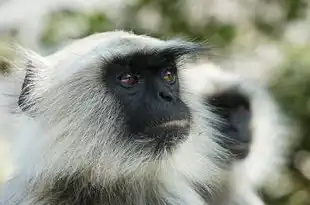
[
  {"xmin": 156, "ymin": 119, "xmax": 190, "ymax": 129},
  {"xmin": 143, "ymin": 119, "xmax": 190, "ymax": 139}
]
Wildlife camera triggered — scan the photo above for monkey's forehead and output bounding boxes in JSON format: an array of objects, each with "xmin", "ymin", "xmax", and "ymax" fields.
[
  {"xmin": 22, "ymin": 31, "xmax": 203, "ymax": 93},
  {"xmin": 40, "ymin": 31, "xmax": 202, "ymax": 84},
  {"xmin": 46, "ymin": 31, "xmax": 174, "ymax": 66}
]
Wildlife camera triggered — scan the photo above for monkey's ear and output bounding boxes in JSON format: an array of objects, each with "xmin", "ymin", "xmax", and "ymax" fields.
[
  {"xmin": 17, "ymin": 48, "xmax": 48, "ymax": 113},
  {"xmin": 207, "ymin": 89, "xmax": 252, "ymax": 160},
  {"xmin": 18, "ymin": 61, "xmax": 36, "ymax": 112}
]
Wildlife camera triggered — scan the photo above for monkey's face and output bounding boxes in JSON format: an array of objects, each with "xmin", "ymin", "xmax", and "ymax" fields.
[
  {"xmin": 17, "ymin": 32, "xmax": 216, "ymax": 176},
  {"xmin": 103, "ymin": 50, "xmax": 192, "ymax": 154}
]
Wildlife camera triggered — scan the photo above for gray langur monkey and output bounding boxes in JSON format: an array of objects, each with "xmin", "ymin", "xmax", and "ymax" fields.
[
  {"xmin": 0, "ymin": 31, "xmax": 291, "ymax": 205},
  {"xmin": 183, "ymin": 63, "xmax": 293, "ymax": 205}
]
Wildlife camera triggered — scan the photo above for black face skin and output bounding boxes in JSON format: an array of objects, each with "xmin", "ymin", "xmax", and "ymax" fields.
[
  {"xmin": 207, "ymin": 89, "xmax": 252, "ymax": 160},
  {"xmin": 104, "ymin": 48, "xmax": 193, "ymax": 154}
]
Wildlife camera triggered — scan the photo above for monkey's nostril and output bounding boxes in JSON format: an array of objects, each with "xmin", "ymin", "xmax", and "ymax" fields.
[{"xmin": 159, "ymin": 91, "xmax": 173, "ymax": 102}]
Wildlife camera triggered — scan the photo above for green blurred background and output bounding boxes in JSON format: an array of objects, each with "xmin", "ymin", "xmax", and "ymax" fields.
[{"xmin": 0, "ymin": 0, "xmax": 310, "ymax": 204}]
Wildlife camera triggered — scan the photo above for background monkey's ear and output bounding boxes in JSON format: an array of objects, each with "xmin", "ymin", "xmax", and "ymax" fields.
[{"xmin": 207, "ymin": 89, "xmax": 252, "ymax": 160}]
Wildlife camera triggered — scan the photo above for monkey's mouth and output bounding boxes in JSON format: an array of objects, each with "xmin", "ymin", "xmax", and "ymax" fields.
[
  {"xmin": 156, "ymin": 119, "xmax": 190, "ymax": 129},
  {"xmin": 143, "ymin": 119, "xmax": 190, "ymax": 141},
  {"xmin": 143, "ymin": 119, "xmax": 190, "ymax": 134}
]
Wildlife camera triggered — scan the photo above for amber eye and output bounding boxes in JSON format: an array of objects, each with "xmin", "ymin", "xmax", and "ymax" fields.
[
  {"xmin": 118, "ymin": 73, "xmax": 139, "ymax": 88},
  {"xmin": 161, "ymin": 68, "xmax": 176, "ymax": 84}
]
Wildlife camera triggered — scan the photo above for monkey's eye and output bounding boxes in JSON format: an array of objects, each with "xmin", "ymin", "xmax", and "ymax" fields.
[
  {"xmin": 161, "ymin": 68, "xmax": 176, "ymax": 84},
  {"xmin": 118, "ymin": 73, "xmax": 139, "ymax": 88}
]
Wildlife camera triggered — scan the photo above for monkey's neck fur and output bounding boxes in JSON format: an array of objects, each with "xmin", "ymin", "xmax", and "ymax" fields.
[
  {"xmin": 33, "ymin": 174, "xmax": 169, "ymax": 205},
  {"xmin": 23, "ymin": 169, "xmax": 221, "ymax": 205}
]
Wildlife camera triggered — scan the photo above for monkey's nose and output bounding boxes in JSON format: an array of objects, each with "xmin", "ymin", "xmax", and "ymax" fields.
[{"xmin": 158, "ymin": 91, "xmax": 175, "ymax": 102}]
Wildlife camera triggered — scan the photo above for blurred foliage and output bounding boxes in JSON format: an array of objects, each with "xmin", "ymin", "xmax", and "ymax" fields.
[
  {"xmin": 41, "ymin": 10, "xmax": 112, "ymax": 47},
  {"xmin": 39, "ymin": 0, "xmax": 310, "ymax": 50},
  {"xmin": 120, "ymin": 0, "xmax": 237, "ymax": 46},
  {"xmin": 40, "ymin": 0, "xmax": 239, "ymax": 51},
  {"xmin": 270, "ymin": 46, "xmax": 310, "ymax": 151},
  {"xmin": 267, "ymin": 45, "xmax": 310, "ymax": 205},
  {"xmin": 0, "ymin": 35, "xmax": 16, "ymax": 74}
]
